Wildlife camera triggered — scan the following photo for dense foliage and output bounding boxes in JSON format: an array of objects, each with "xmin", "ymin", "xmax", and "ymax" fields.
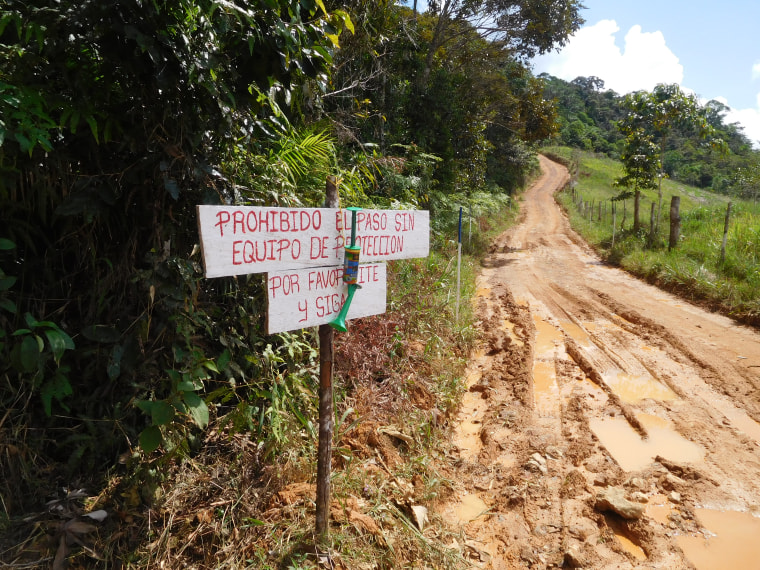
[
  {"xmin": 0, "ymin": 0, "xmax": 351, "ymax": 510},
  {"xmin": 0, "ymin": 0, "xmax": 582, "ymax": 530},
  {"xmin": 541, "ymin": 74, "xmax": 760, "ymax": 197}
]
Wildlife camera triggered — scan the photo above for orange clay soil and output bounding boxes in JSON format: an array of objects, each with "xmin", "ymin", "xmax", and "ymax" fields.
[{"xmin": 435, "ymin": 156, "xmax": 760, "ymax": 570}]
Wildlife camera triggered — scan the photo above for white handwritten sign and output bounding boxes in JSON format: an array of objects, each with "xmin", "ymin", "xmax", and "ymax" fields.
[
  {"xmin": 197, "ymin": 206, "xmax": 429, "ymax": 278},
  {"xmin": 267, "ymin": 263, "xmax": 386, "ymax": 334}
]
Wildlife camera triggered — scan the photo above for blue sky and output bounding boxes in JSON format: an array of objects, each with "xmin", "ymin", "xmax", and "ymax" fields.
[
  {"xmin": 403, "ymin": 1, "xmax": 760, "ymax": 146},
  {"xmin": 532, "ymin": 0, "xmax": 760, "ymax": 146}
]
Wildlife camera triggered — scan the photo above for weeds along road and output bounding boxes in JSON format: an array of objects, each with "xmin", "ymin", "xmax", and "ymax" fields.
[{"xmin": 437, "ymin": 156, "xmax": 760, "ymax": 569}]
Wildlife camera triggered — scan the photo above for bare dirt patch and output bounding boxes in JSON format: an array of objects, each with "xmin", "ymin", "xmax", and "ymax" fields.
[{"xmin": 436, "ymin": 156, "xmax": 760, "ymax": 569}]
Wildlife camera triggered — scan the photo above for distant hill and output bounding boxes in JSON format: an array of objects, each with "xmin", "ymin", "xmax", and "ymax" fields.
[{"xmin": 539, "ymin": 74, "xmax": 759, "ymax": 197}]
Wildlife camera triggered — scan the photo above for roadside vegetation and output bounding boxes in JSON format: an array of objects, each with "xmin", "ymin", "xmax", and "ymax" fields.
[
  {"xmin": 545, "ymin": 146, "xmax": 760, "ymax": 326},
  {"xmin": 2, "ymin": 1, "xmax": 553, "ymax": 564}
]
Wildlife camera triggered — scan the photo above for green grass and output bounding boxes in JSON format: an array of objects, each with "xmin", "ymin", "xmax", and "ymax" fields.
[{"xmin": 544, "ymin": 146, "xmax": 760, "ymax": 325}]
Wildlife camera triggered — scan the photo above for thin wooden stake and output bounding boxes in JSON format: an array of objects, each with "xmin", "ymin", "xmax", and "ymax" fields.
[
  {"xmin": 668, "ymin": 196, "xmax": 681, "ymax": 251},
  {"xmin": 720, "ymin": 201, "xmax": 733, "ymax": 264},
  {"xmin": 456, "ymin": 207, "xmax": 462, "ymax": 323},
  {"xmin": 316, "ymin": 176, "xmax": 339, "ymax": 545}
]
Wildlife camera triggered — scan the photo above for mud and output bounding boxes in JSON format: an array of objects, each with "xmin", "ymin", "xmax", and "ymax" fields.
[{"xmin": 436, "ymin": 156, "xmax": 760, "ymax": 569}]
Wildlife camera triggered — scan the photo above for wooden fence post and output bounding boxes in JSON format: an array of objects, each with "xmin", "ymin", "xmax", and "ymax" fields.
[
  {"xmin": 720, "ymin": 201, "xmax": 733, "ymax": 264},
  {"xmin": 668, "ymin": 196, "xmax": 681, "ymax": 251},
  {"xmin": 316, "ymin": 176, "xmax": 339, "ymax": 545},
  {"xmin": 611, "ymin": 202, "xmax": 616, "ymax": 249},
  {"xmin": 622, "ymin": 200, "xmax": 627, "ymax": 230}
]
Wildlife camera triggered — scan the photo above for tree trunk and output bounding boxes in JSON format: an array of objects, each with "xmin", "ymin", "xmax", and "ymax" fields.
[
  {"xmin": 633, "ymin": 189, "xmax": 641, "ymax": 232},
  {"xmin": 656, "ymin": 139, "xmax": 665, "ymax": 232}
]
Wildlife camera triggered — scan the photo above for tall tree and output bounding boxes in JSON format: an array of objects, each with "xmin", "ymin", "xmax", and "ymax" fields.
[
  {"xmin": 421, "ymin": 0, "xmax": 584, "ymax": 85},
  {"xmin": 617, "ymin": 84, "xmax": 722, "ymax": 232},
  {"xmin": 614, "ymin": 128, "xmax": 659, "ymax": 231}
]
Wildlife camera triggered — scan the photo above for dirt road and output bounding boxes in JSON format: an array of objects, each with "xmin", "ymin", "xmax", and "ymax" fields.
[{"xmin": 437, "ymin": 156, "xmax": 760, "ymax": 569}]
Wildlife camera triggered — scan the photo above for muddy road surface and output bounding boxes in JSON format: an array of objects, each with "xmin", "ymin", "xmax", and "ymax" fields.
[{"xmin": 437, "ymin": 156, "xmax": 760, "ymax": 569}]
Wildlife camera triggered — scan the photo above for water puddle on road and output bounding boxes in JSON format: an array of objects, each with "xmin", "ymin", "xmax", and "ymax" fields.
[
  {"xmin": 603, "ymin": 371, "xmax": 677, "ymax": 404},
  {"xmin": 533, "ymin": 315, "xmax": 563, "ymax": 355},
  {"xmin": 533, "ymin": 360, "xmax": 559, "ymax": 417},
  {"xmin": 724, "ymin": 412, "xmax": 760, "ymax": 443},
  {"xmin": 646, "ymin": 494, "xmax": 675, "ymax": 525},
  {"xmin": 559, "ymin": 319, "xmax": 592, "ymax": 347},
  {"xmin": 589, "ymin": 413, "xmax": 704, "ymax": 472},
  {"xmin": 454, "ymin": 494, "xmax": 489, "ymax": 523},
  {"xmin": 581, "ymin": 321, "xmax": 599, "ymax": 333},
  {"xmin": 532, "ymin": 316, "xmax": 562, "ymax": 418},
  {"xmin": 617, "ymin": 533, "xmax": 647, "ymax": 561},
  {"xmin": 500, "ymin": 320, "xmax": 524, "ymax": 347},
  {"xmin": 607, "ymin": 516, "xmax": 647, "ymax": 560},
  {"xmin": 677, "ymin": 509, "xmax": 760, "ymax": 570}
]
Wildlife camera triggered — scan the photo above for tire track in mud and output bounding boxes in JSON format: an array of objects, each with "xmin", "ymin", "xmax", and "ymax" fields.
[{"xmin": 437, "ymin": 156, "xmax": 760, "ymax": 569}]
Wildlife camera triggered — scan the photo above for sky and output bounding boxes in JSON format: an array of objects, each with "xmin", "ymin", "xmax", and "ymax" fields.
[
  {"xmin": 531, "ymin": 0, "xmax": 760, "ymax": 147},
  {"xmin": 403, "ymin": 0, "xmax": 760, "ymax": 147}
]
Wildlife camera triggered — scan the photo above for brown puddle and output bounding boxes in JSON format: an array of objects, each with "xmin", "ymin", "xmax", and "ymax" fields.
[
  {"xmin": 677, "ymin": 509, "xmax": 760, "ymax": 570},
  {"xmin": 453, "ymin": 493, "xmax": 489, "ymax": 523},
  {"xmin": 559, "ymin": 319, "xmax": 592, "ymax": 347},
  {"xmin": 589, "ymin": 413, "xmax": 704, "ymax": 472},
  {"xmin": 533, "ymin": 316, "xmax": 563, "ymax": 355},
  {"xmin": 646, "ymin": 493, "xmax": 675, "ymax": 525},
  {"xmin": 602, "ymin": 371, "xmax": 677, "ymax": 403},
  {"xmin": 500, "ymin": 320, "xmax": 524, "ymax": 347},
  {"xmin": 533, "ymin": 360, "xmax": 559, "ymax": 417},
  {"xmin": 715, "ymin": 406, "xmax": 760, "ymax": 444},
  {"xmin": 581, "ymin": 321, "xmax": 599, "ymax": 333},
  {"xmin": 607, "ymin": 517, "xmax": 647, "ymax": 560}
]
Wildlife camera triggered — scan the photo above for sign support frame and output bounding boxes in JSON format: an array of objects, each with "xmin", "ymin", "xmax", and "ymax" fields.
[{"xmin": 315, "ymin": 176, "xmax": 339, "ymax": 545}]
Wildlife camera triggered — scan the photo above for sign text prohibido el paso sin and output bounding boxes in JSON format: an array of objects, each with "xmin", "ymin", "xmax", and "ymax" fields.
[{"xmin": 196, "ymin": 206, "xmax": 429, "ymax": 278}]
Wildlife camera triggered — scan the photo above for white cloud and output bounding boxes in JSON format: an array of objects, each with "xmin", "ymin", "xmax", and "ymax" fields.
[
  {"xmin": 722, "ymin": 93, "xmax": 760, "ymax": 148},
  {"xmin": 533, "ymin": 20, "xmax": 760, "ymax": 148},
  {"xmin": 532, "ymin": 19, "xmax": 683, "ymax": 94}
]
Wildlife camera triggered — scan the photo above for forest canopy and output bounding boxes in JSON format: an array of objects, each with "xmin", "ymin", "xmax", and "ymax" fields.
[
  {"xmin": 540, "ymin": 73, "xmax": 760, "ymax": 197},
  {"xmin": 0, "ymin": 0, "xmax": 582, "ymax": 510}
]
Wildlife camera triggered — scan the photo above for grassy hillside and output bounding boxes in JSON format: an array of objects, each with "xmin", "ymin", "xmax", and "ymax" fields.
[{"xmin": 544, "ymin": 147, "xmax": 760, "ymax": 325}]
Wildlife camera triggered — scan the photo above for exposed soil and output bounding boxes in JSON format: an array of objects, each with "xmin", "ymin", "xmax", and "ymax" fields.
[{"xmin": 436, "ymin": 156, "xmax": 760, "ymax": 569}]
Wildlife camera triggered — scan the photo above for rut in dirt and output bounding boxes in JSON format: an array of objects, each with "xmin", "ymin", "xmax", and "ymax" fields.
[{"xmin": 437, "ymin": 156, "xmax": 760, "ymax": 570}]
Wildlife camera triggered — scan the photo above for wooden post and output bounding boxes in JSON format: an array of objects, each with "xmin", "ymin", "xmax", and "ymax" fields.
[
  {"xmin": 316, "ymin": 176, "xmax": 339, "ymax": 544},
  {"xmin": 622, "ymin": 200, "xmax": 627, "ymax": 230},
  {"xmin": 598, "ymin": 202, "xmax": 602, "ymax": 223},
  {"xmin": 720, "ymin": 201, "xmax": 733, "ymax": 264},
  {"xmin": 668, "ymin": 196, "xmax": 681, "ymax": 251},
  {"xmin": 611, "ymin": 202, "xmax": 616, "ymax": 249}
]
